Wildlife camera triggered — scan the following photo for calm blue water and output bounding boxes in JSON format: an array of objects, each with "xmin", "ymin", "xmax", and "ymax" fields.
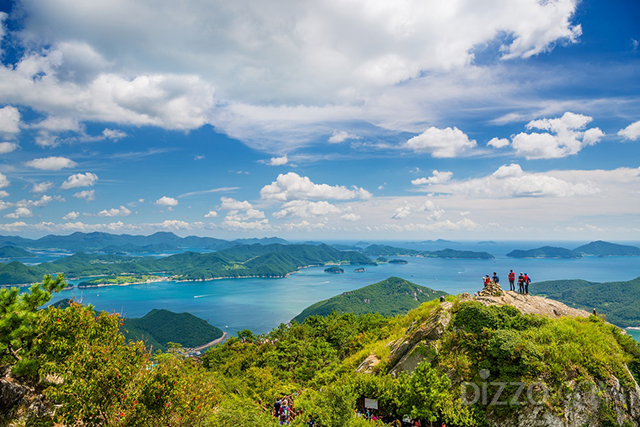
[{"xmin": 40, "ymin": 244, "xmax": 640, "ymax": 340}]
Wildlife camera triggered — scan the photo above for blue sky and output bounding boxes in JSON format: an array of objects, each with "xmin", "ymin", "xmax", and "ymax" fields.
[{"xmin": 0, "ymin": 0, "xmax": 638, "ymax": 240}]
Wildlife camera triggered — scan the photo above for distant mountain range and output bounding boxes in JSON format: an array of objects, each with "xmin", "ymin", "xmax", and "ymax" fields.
[
  {"xmin": 531, "ymin": 277, "xmax": 640, "ymax": 327},
  {"xmin": 507, "ymin": 241, "xmax": 640, "ymax": 259},
  {"xmin": 0, "ymin": 231, "xmax": 289, "ymax": 252},
  {"xmin": 362, "ymin": 244, "xmax": 494, "ymax": 259},
  {"xmin": 0, "ymin": 243, "xmax": 374, "ymax": 285},
  {"xmin": 293, "ymin": 276, "xmax": 447, "ymax": 322}
]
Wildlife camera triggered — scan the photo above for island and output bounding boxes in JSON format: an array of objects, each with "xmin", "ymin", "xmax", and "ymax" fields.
[
  {"xmin": 0, "ymin": 246, "xmax": 34, "ymax": 258},
  {"xmin": 389, "ymin": 259, "xmax": 408, "ymax": 264},
  {"xmin": 292, "ymin": 276, "xmax": 447, "ymax": 322},
  {"xmin": 354, "ymin": 267, "xmax": 366, "ymax": 273},
  {"xmin": 531, "ymin": 276, "xmax": 640, "ymax": 327},
  {"xmin": 507, "ymin": 246, "xmax": 582, "ymax": 259},
  {"xmin": 573, "ymin": 240, "xmax": 640, "ymax": 257},
  {"xmin": 77, "ymin": 274, "xmax": 163, "ymax": 288},
  {"xmin": 363, "ymin": 244, "xmax": 494, "ymax": 259},
  {"xmin": 324, "ymin": 266, "xmax": 345, "ymax": 274}
]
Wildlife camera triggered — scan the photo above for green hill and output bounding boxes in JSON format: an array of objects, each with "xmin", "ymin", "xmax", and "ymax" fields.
[
  {"xmin": 121, "ymin": 309, "xmax": 223, "ymax": 352},
  {"xmin": 293, "ymin": 277, "xmax": 447, "ymax": 322},
  {"xmin": 507, "ymin": 246, "xmax": 582, "ymax": 259},
  {"xmin": 0, "ymin": 246, "xmax": 34, "ymax": 258},
  {"xmin": 531, "ymin": 276, "xmax": 640, "ymax": 326},
  {"xmin": 0, "ymin": 243, "xmax": 375, "ymax": 285},
  {"xmin": 574, "ymin": 240, "xmax": 640, "ymax": 256}
]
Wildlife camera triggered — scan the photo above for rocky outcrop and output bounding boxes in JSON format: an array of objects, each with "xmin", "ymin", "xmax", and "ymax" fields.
[
  {"xmin": 475, "ymin": 290, "xmax": 590, "ymax": 319},
  {"xmin": 387, "ymin": 302, "xmax": 452, "ymax": 376},
  {"xmin": 0, "ymin": 378, "xmax": 26, "ymax": 418}
]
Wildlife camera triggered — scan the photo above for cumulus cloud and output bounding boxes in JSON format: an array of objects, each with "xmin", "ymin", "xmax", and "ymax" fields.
[
  {"xmin": 341, "ymin": 213, "xmax": 360, "ymax": 221},
  {"xmin": 260, "ymin": 172, "xmax": 371, "ymax": 201},
  {"xmin": 204, "ymin": 210, "xmax": 218, "ymax": 218},
  {"xmin": 0, "ymin": 142, "xmax": 18, "ymax": 154},
  {"xmin": 487, "ymin": 137, "xmax": 510, "ymax": 148},
  {"xmin": 16, "ymin": 195, "xmax": 62, "ymax": 208},
  {"xmin": 267, "ymin": 155, "xmax": 288, "ymax": 166},
  {"xmin": 451, "ymin": 164, "xmax": 600, "ymax": 198},
  {"xmin": 5, "ymin": 207, "xmax": 32, "ymax": 219},
  {"xmin": 411, "ymin": 170, "xmax": 453, "ymax": 186},
  {"xmin": 406, "ymin": 127, "xmax": 476, "ymax": 158},
  {"xmin": 97, "ymin": 206, "xmax": 131, "ymax": 217},
  {"xmin": 62, "ymin": 211, "xmax": 79, "ymax": 220},
  {"xmin": 0, "ymin": 191, "xmax": 8, "ymax": 198},
  {"xmin": 0, "ymin": 106, "xmax": 20, "ymax": 135},
  {"xmin": 619, "ymin": 120, "xmax": 640, "ymax": 141},
  {"xmin": 155, "ymin": 196, "xmax": 178, "ymax": 207},
  {"xmin": 0, "ymin": 173, "xmax": 9, "ymax": 189},
  {"xmin": 31, "ymin": 181, "xmax": 54, "ymax": 193},
  {"xmin": 61, "ymin": 172, "xmax": 98, "ymax": 189},
  {"xmin": 329, "ymin": 130, "xmax": 360, "ymax": 144},
  {"xmin": 221, "ymin": 219, "xmax": 270, "ymax": 231},
  {"xmin": 273, "ymin": 200, "xmax": 341, "ymax": 218},
  {"xmin": 392, "ymin": 205, "xmax": 412, "ymax": 220},
  {"xmin": 73, "ymin": 190, "xmax": 96, "ymax": 201},
  {"xmin": 511, "ymin": 112, "xmax": 604, "ymax": 159},
  {"xmin": 24, "ymin": 156, "xmax": 77, "ymax": 170},
  {"xmin": 220, "ymin": 197, "xmax": 253, "ymax": 211},
  {"xmin": 194, "ymin": 155, "xmax": 205, "ymax": 161}
]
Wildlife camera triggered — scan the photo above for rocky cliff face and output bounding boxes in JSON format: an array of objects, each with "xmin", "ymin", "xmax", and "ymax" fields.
[{"xmin": 374, "ymin": 283, "xmax": 640, "ymax": 427}]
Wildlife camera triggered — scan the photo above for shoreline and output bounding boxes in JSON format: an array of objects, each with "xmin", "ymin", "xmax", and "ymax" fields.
[{"xmin": 190, "ymin": 332, "xmax": 229, "ymax": 352}]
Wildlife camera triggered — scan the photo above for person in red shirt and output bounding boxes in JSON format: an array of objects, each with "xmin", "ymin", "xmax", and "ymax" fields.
[{"xmin": 508, "ymin": 270, "xmax": 516, "ymax": 291}]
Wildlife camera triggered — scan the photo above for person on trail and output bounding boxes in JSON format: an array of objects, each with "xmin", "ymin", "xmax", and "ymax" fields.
[
  {"xmin": 492, "ymin": 272, "xmax": 499, "ymax": 284},
  {"xmin": 508, "ymin": 270, "xmax": 516, "ymax": 291},
  {"xmin": 306, "ymin": 416, "xmax": 315, "ymax": 427},
  {"xmin": 274, "ymin": 399, "xmax": 281, "ymax": 417},
  {"xmin": 524, "ymin": 273, "xmax": 531, "ymax": 295},
  {"xmin": 281, "ymin": 400, "xmax": 290, "ymax": 425},
  {"xmin": 483, "ymin": 275, "xmax": 491, "ymax": 287},
  {"xmin": 518, "ymin": 272, "xmax": 524, "ymax": 294}
]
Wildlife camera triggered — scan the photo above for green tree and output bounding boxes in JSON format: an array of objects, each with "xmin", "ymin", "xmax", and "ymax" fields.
[{"xmin": 0, "ymin": 274, "xmax": 66, "ymax": 364}]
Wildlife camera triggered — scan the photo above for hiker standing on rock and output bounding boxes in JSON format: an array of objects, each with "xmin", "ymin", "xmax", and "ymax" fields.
[
  {"xmin": 492, "ymin": 272, "xmax": 499, "ymax": 284},
  {"xmin": 524, "ymin": 273, "xmax": 531, "ymax": 295},
  {"xmin": 518, "ymin": 272, "xmax": 524, "ymax": 294},
  {"xmin": 508, "ymin": 270, "xmax": 515, "ymax": 291}
]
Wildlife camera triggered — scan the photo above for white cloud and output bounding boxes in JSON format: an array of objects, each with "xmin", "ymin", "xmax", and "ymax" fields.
[
  {"xmin": 204, "ymin": 210, "xmax": 218, "ymax": 218},
  {"xmin": 0, "ymin": 173, "xmax": 9, "ymax": 189},
  {"xmin": 406, "ymin": 127, "xmax": 477, "ymax": 158},
  {"xmin": 225, "ymin": 209, "xmax": 265, "ymax": 222},
  {"xmin": 273, "ymin": 200, "xmax": 341, "ymax": 218},
  {"xmin": 420, "ymin": 200, "xmax": 445, "ymax": 221},
  {"xmin": 511, "ymin": 112, "xmax": 604, "ymax": 159},
  {"xmin": 329, "ymin": 130, "xmax": 360, "ymax": 144},
  {"xmin": 0, "ymin": 106, "xmax": 20, "ymax": 135},
  {"xmin": 0, "ymin": 221, "xmax": 27, "ymax": 232},
  {"xmin": 341, "ymin": 213, "xmax": 360, "ymax": 221},
  {"xmin": 392, "ymin": 205, "xmax": 412, "ymax": 220},
  {"xmin": 411, "ymin": 170, "xmax": 453, "ymax": 186},
  {"xmin": 62, "ymin": 211, "xmax": 79, "ymax": 220},
  {"xmin": 24, "ymin": 156, "xmax": 77, "ymax": 170},
  {"xmin": 0, "ymin": 0, "xmax": 584, "ymax": 151},
  {"xmin": 73, "ymin": 190, "xmax": 96, "ymax": 201},
  {"xmin": 194, "ymin": 155, "xmax": 205, "ymax": 161},
  {"xmin": 97, "ymin": 206, "xmax": 131, "ymax": 217},
  {"xmin": 16, "ymin": 195, "xmax": 61, "ymax": 208},
  {"xmin": 618, "ymin": 120, "xmax": 640, "ymax": 141},
  {"xmin": 221, "ymin": 219, "xmax": 270, "ymax": 231},
  {"xmin": 155, "ymin": 196, "xmax": 178, "ymax": 207},
  {"xmin": 0, "ymin": 191, "xmax": 8, "ymax": 198},
  {"xmin": 5, "ymin": 207, "xmax": 32, "ymax": 219},
  {"xmin": 61, "ymin": 172, "xmax": 98, "ymax": 189},
  {"xmin": 267, "ymin": 155, "xmax": 288, "ymax": 166},
  {"xmin": 451, "ymin": 164, "xmax": 600, "ymax": 198},
  {"xmin": 220, "ymin": 197, "xmax": 253, "ymax": 211},
  {"xmin": 487, "ymin": 137, "xmax": 510, "ymax": 148},
  {"xmin": 31, "ymin": 181, "xmax": 54, "ymax": 193},
  {"xmin": 33, "ymin": 116, "xmax": 81, "ymax": 132},
  {"xmin": 0, "ymin": 142, "xmax": 18, "ymax": 154},
  {"xmin": 0, "ymin": 200, "xmax": 12, "ymax": 211},
  {"xmin": 158, "ymin": 220, "xmax": 192, "ymax": 231},
  {"xmin": 102, "ymin": 128, "xmax": 127, "ymax": 140},
  {"xmin": 260, "ymin": 172, "xmax": 371, "ymax": 201}
]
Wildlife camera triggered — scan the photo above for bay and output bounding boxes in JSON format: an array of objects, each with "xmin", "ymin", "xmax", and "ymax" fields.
[{"xmin": 45, "ymin": 247, "xmax": 640, "ymax": 339}]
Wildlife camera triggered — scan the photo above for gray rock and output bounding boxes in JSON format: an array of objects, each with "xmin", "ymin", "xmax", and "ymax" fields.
[{"xmin": 0, "ymin": 378, "xmax": 27, "ymax": 416}]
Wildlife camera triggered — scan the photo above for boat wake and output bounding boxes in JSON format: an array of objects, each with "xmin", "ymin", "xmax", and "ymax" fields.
[{"xmin": 194, "ymin": 294, "xmax": 211, "ymax": 299}]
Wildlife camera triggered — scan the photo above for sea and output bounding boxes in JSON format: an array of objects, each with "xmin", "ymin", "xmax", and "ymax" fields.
[{"xmin": 6, "ymin": 240, "xmax": 640, "ymax": 341}]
